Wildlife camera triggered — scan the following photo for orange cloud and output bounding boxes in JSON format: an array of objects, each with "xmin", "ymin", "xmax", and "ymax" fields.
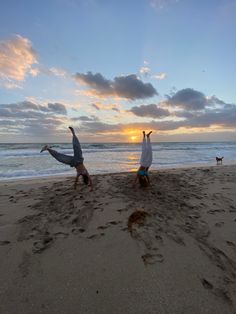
[
  {"xmin": 91, "ymin": 102, "xmax": 120, "ymax": 112},
  {"xmin": 0, "ymin": 35, "xmax": 38, "ymax": 87}
]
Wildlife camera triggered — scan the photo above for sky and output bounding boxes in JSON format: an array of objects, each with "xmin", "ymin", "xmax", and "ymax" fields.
[{"xmin": 0, "ymin": 0, "xmax": 236, "ymax": 143}]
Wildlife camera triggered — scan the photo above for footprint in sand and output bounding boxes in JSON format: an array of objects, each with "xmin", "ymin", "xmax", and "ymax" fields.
[
  {"xmin": 207, "ymin": 209, "xmax": 225, "ymax": 214},
  {"xmin": 188, "ymin": 213, "xmax": 200, "ymax": 219},
  {"xmin": 166, "ymin": 231, "xmax": 185, "ymax": 246},
  {"xmin": 72, "ymin": 228, "xmax": 85, "ymax": 234},
  {"xmin": 0, "ymin": 240, "xmax": 11, "ymax": 246},
  {"xmin": 201, "ymin": 278, "xmax": 233, "ymax": 304},
  {"xmin": 155, "ymin": 235, "xmax": 163, "ymax": 244},
  {"xmin": 141, "ymin": 253, "xmax": 164, "ymax": 265},
  {"xmin": 107, "ymin": 221, "xmax": 121, "ymax": 226},
  {"xmin": 226, "ymin": 241, "xmax": 236, "ymax": 252},
  {"xmin": 215, "ymin": 222, "xmax": 224, "ymax": 227},
  {"xmin": 97, "ymin": 225, "xmax": 108, "ymax": 230},
  {"xmin": 201, "ymin": 278, "xmax": 213, "ymax": 289},
  {"xmin": 54, "ymin": 232, "xmax": 69, "ymax": 238},
  {"xmin": 32, "ymin": 236, "xmax": 53, "ymax": 254},
  {"xmin": 87, "ymin": 234, "xmax": 103, "ymax": 239}
]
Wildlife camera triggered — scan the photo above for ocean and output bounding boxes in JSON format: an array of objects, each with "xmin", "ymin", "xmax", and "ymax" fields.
[{"xmin": 0, "ymin": 142, "xmax": 236, "ymax": 180}]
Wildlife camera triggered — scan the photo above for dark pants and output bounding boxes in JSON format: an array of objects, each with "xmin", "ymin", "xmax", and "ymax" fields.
[{"xmin": 48, "ymin": 134, "xmax": 84, "ymax": 167}]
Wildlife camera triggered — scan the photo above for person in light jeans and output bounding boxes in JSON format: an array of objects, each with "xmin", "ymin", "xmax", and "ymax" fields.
[
  {"xmin": 133, "ymin": 131, "xmax": 153, "ymax": 187},
  {"xmin": 40, "ymin": 127, "xmax": 93, "ymax": 191}
]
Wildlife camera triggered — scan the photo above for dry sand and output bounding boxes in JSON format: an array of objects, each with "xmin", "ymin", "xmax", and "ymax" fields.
[{"xmin": 0, "ymin": 165, "xmax": 236, "ymax": 313}]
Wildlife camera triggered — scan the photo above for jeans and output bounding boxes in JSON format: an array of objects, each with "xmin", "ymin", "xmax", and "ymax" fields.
[{"xmin": 48, "ymin": 134, "xmax": 84, "ymax": 167}]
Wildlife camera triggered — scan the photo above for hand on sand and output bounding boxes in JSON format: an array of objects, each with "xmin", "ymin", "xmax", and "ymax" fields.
[{"xmin": 40, "ymin": 145, "xmax": 49, "ymax": 153}]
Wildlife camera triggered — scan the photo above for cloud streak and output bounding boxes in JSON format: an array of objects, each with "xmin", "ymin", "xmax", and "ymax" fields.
[
  {"xmin": 152, "ymin": 72, "xmax": 167, "ymax": 80},
  {"xmin": 91, "ymin": 102, "xmax": 120, "ymax": 112},
  {"xmin": 80, "ymin": 88, "xmax": 236, "ymax": 133},
  {"xmin": 0, "ymin": 88, "xmax": 235, "ymax": 141},
  {"xmin": 129, "ymin": 104, "xmax": 170, "ymax": 118},
  {"xmin": 150, "ymin": 0, "xmax": 180, "ymax": 10},
  {"xmin": 0, "ymin": 101, "xmax": 68, "ymax": 138}
]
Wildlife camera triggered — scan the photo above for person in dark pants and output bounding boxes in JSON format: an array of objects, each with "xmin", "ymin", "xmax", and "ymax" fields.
[{"xmin": 40, "ymin": 127, "xmax": 93, "ymax": 191}]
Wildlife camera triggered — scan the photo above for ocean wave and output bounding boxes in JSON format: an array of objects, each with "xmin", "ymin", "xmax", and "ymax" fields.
[
  {"xmin": 0, "ymin": 167, "xmax": 73, "ymax": 180},
  {"xmin": 0, "ymin": 141, "xmax": 236, "ymax": 180}
]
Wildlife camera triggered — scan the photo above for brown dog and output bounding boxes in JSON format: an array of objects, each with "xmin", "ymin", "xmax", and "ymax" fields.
[{"xmin": 216, "ymin": 156, "xmax": 224, "ymax": 165}]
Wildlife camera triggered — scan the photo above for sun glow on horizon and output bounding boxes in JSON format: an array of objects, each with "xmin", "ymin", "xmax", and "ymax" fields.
[{"xmin": 130, "ymin": 136, "xmax": 137, "ymax": 141}]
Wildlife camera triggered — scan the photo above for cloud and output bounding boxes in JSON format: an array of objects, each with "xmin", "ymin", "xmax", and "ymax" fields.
[
  {"xmin": 139, "ymin": 66, "xmax": 151, "ymax": 75},
  {"xmin": 0, "ymin": 101, "xmax": 68, "ymax": 138},
  {"xmin": 79, "ymin": 103, "xmax": 236, "ymax": 135},
  {"xmin": 159, "ymin": 88, "xmax": 236, "ymax": 128},
  {"xmin": 47, "ymin": 103, "xmax": 67, "ymax": 115},
  {"xmin": 1, "ymin": 89, "xmax": 235, "ymax": 141},
  {"xmin": 185, "ymin": 105, "xmax": 236, "ymax": 128},
  {"xmin": 150, "ymin": 0, "xmax": 180, "ymax": 10},
  {"xmin": 138, "ymin": 61, "xmax": 166, "ymax": 81},
  {"xmin": 165, "ymin": 88, "xmax": 210, "ymax": 110},
  {"xmin": 75, "ymin": 72, "xmax": 111, "ymax": 92},
  {"xmin": 129, "ymin": 104, "xmax": 170, "ymax": 118},
  {"xmin": 80, "ymin": 121, "xmax": 122, "ymax": 133},
  {"xmin": 152, "ymin": 72, "xmax": 167, "ymax": 80},
  {"xmin": 74, "ymin": 72, "xmax": 158, "ymax": 100},
  {"xmin": 78, "ymin": 90, "xmax": 236, "ymax": 134},
  {"xmin": 0, "ymin": 35, "xmax": 38, "ymax": 88},
  {"xmin": 91, "ymin": 102, "xmax": 120, "ymax": 112},
  {"xmin": 0, "ymin": 101, "xmax": 67, "ymax": 118},
  {"xmin": 71, "ymin": 115, "xmax": 99, "ymax": 122},
  {"xmin": 38, "ymin": 65, "xmax": 67, "ymax": 77}
]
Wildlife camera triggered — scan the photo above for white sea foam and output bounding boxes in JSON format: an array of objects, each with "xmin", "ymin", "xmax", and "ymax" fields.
[{"xmin": 0, "ymin": 142, "xmax": 236, "ymax": 180}]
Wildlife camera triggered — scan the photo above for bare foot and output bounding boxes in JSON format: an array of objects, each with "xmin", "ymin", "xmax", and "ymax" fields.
[
  {"xmin": 143, "ymin": 131, "xmax": 146, "ymax": 137},
  {"xmin": 68, "ymin": 126, "xmax": 75, "ymax": 134},
  {"xmin": 40, "ymin": 145, "xmax": 49, "ymax": 153},
  {"xmin": 147, "ymin": 131, "xmax": 152, "ymax": 137}
]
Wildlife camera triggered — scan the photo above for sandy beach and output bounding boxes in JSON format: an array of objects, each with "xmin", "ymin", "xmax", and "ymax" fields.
[{"xmin": 0, "ymin": 164, "xmax": 236, "ymax": 313}]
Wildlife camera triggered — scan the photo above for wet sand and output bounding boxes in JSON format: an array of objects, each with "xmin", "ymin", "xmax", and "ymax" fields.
[{"xmin": 0, "ymin": 165, "xmax": 236, "ymax": 313}]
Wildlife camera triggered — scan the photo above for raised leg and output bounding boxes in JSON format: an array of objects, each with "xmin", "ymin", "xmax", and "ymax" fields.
[
  {"xmin": 140, "ymin": 135, "xmax": 147, "ymax": 166},
  {"xmin": 69, "ymin": 127, "xmax": 84, "ymax": 163},
  {"xmin": 47, "ymin": 148, "xmax": 74, "ymax": 166},
  {"xmin": 140, "ymin": 131, "xmax": 153, "ymax": 168},
  {"xmin": 72, "ymin": 134, "xmax": 84, "ymax": 162},
  {"xmin": 145, "ymin": 136, "xmax": 153, "ymax": 168}
]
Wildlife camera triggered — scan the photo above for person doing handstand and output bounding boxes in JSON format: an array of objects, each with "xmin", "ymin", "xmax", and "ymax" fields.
[
  {"xmin": 40, "ymin": 127, "xmax": 93, "ymax": 191},
  {"xmin": 133, "ymin": 131, "xmax": 153, "ymax": 187}
]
